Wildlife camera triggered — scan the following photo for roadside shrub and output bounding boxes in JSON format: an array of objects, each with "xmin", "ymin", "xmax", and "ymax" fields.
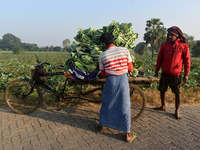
[{"xmin": 12, "ymin": 46, "xmax": 24, "ymax": 54}]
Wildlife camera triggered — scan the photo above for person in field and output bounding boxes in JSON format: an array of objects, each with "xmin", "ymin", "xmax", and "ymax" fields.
[
  {"xmin": 154, "ymin": 26, "xmax": 190, "ymax": 120},
  {"xmin": 97, "ymin": 33, "xmax": 136, "ymax": 142}
]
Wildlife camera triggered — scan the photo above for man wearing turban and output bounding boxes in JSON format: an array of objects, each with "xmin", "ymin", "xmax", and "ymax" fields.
[{"xmin": 154, "ymin": 26, "xmax": 190, "ymax": 120}]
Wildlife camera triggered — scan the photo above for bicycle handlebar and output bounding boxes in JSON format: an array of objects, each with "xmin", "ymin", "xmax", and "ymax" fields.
[
  {"xmin": 35, "ymin": 62, "xmax": 50, "ymax": 68},
  {"xmin": 57, "ymin": 65, "xmax": 64, "ymax": 69},
  {"xmin": 34, "ymin": 62, "xmax": 64, "ymax": 70}
]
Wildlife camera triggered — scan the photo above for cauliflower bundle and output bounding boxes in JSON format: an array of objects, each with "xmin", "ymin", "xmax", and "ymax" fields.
[{"xmin": 65, "ymin": 21, "xmax": 138, "ymax": 74}]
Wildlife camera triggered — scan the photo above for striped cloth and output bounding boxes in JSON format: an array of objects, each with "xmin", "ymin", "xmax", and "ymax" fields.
[{"xmin": 99, "ymin": 46, "xmax": 132, "ymax": 76}]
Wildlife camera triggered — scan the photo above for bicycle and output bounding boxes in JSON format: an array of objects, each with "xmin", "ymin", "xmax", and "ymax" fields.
[{"xmin": 4, "ymin": 62, "xmax": 155, "ymax": 121}]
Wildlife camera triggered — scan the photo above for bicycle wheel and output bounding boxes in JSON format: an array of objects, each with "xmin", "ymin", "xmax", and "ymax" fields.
[
  {"xmin": 129, "ymin": 84, "xmax": 146, "ymax": 122},
  {"xmin": 5, "ymin": 79, "xmax": 42, "ymax": 114},
  {"xmin": 79, "ymin": 85, "xmax": 103, "ymax": 102}
]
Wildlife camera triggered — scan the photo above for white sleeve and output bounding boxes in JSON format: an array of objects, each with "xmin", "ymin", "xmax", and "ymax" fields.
[{"xmin": 127, "ymin": 50, "xmax": 132, "ymax": 63}]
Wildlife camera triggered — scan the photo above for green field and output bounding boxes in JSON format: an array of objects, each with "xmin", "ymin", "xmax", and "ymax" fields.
[
  {"xmin": 0, "ymin": 52, "xmax": 69, "ymax": 91},
  {"xmin": 135, "ymin": 54, "xmax": 200, "ymax": 89},
  {"xmin": 0, "ymin": 52, "xmax": 200, "ymax": 107},
  {"xmin": 1, "ymin": 52, "xmax": 200, "ymax": 91}
]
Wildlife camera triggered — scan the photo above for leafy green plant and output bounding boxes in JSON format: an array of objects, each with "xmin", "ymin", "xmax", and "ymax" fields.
[
  {"xmin": 65, "ymin": 21, "xmax": 138, "ymax": 74},
  {"xmin": 12, "ymin": 46, "xmax": 24, "ymax": 54}
]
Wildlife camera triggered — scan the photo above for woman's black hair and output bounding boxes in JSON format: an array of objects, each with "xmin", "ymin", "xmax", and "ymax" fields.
[{"xmin": 99, "ymin": 33, "xmax": 114, "ymax": 45}]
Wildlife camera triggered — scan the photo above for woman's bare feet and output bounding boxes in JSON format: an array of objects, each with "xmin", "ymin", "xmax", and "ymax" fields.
[{"xmin": 153, "ymin": 106, "xmax": 166, "ymax": 111}]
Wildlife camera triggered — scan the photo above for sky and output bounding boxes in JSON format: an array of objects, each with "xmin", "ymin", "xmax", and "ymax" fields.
[{"xmin": 0, "ymin": 0, "xmax": 200, "ymax": 47}]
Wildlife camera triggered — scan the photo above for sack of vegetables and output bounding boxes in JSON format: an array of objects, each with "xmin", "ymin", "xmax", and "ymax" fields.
[{"xmin": 65, "ymin": 20, "xmax": 138, "ymax": 79}]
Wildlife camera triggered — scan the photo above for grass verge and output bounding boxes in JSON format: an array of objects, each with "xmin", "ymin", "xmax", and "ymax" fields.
[{"xmin": 1, "ymin": 87, "xmax": 200, "ymax": 109}]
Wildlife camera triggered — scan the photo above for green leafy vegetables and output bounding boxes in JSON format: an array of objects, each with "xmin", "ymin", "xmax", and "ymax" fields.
[{"xmin": 65, "ymin": 20, "xmax": 138, "ymax": 74}]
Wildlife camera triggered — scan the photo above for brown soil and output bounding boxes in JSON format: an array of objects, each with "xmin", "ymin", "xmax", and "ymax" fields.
[
  {"xmin": 143, "ymin": 87, "xmax": 200, "ymax": 107},
  {"xmin": 1, "ymin": 87, "xmax": 200, "ymax": 109},
  {"xmin": 0, "ymin": 92, "xmax": 5, "ymax": 106}
]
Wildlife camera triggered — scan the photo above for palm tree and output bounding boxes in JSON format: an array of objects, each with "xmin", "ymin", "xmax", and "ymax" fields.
[
  {"xmin": 144, "ymin": 18, "xmax": 166, "ymax": 58},
  {"xmin": 50, "ymin": 46, "xmax": 53, "ymax": 52}
]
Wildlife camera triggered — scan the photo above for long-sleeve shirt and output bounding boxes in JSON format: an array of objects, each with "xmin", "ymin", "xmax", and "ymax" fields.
[
  {"xmin": 155, "ymin": 39, "xmax": 190, "ymax": 76},
  {"xmin": 99, "ymin": 45, "xmax": 133, "ymax": 77}
]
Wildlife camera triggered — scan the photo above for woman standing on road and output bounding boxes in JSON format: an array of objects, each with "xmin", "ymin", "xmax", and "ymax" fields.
[{"xmin": 96, "ymin": 33, "xmax": 136, "ymax": 142}]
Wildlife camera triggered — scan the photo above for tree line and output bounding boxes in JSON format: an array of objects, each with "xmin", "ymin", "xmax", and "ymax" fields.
[
  {"xmin": 134, "ymin": 18, "xmax": 200, "ymax": 57},
  {"xmin": 0, "ymin": 33, "xmax": 70, "ymax": 54},
  {"xmin": 1, "ymin": 18, "xmax": 200, "ymax": 57}
]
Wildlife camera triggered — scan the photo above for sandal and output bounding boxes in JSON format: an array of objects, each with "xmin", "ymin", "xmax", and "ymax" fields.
[
  {"xmin": 96, "ymin": 124, "xmax": 103, "ymax": 133},
  {"xmin": 126, "ymin": 132, "xmax": 136, "ymax": 143}
]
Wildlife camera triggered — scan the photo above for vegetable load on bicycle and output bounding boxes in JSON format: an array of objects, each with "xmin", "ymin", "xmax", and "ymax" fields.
[
  {"xmin": 64, "ymin": 20, "xmax": 139, "ymax": 81},
  {"xmin": 64, "ymin": 20, "xmax": 159, "ymax": 85}
]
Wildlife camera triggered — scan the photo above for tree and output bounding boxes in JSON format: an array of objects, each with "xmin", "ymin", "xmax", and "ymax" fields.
[
  {"xmin": 0, "ymin": 33, "xmax": 41, "ymax": 52},
  {"xmin": 46, "ymin": 46, "xmax": 49, "ymax": 52},
  {"xmin": 50, "ymin": 46, "xmax": 53, "ymax": 52},
  {"xmin": 143, "ymin": 18, "xmax": 167, "ymax": 58},
  {"xmin": 53, "ymin": 46, "xmax": 62, "ymax": 52},
  {"xmin": 1, "ymin": 33, "xmax": 21, "ymax": 50},
  {"xmin": 39, "ymin": 47, "xmax": 46, "ymax": 52},
  {"xmin": 191, "ymin": 41, "xmax": 200, "ymax": 57},
  {"xmin": 0, "ymin": 40, "xmax": 2, "ymax": 49},
  {"xmin": 134, "ymin": 42, "xmax": 147, "ymax": 55},
  {"xmin": 12, "ymin": 46, "xmax": 24, "ymax": 54},
  {"xmin": 183, "ymin": 33, "xmax": 195, "ymax": 50},
  {"xmin": 22, "ymin": 43, "xmax": 39, "ymax": 51},
  {"xmin": 62, "ymin": 39, "xmax": 71, "ymax": 51},
  {"xmin": 154, "ymin": 35, "xmax": 167, "ymax": 53}
]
